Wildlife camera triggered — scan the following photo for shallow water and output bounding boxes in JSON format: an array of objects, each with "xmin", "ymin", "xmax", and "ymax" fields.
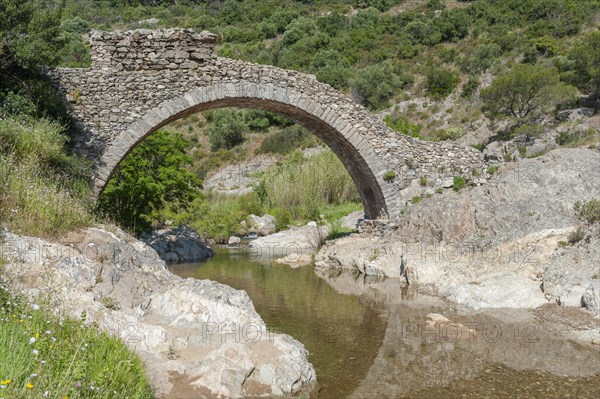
[{"xmin": 170, "ymin": 246, "xmax": 600, "ymax": 398}]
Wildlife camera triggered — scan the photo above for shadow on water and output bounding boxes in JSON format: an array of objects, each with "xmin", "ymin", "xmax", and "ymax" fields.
[{"xmin": 171, "ymin": 246, "xmax": 600, "ymax": 399}]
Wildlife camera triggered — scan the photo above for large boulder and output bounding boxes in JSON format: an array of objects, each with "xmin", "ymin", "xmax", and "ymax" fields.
[
  {"xmin": 249, "ymin": 222, "xmax": 329, "ymax": 261},
  {"xmin": 142, "ymin": 225, "xmax": 213, "ymax": 263},
  {"xmin": 247, "ymin": 214, "xmax": 277, "ymax": 236}
]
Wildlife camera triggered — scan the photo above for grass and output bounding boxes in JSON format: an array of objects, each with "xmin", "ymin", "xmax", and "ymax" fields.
[
  {"xmin": 256, "ymin": 150, "xmax": 360, "ymax": 221},
  {"xmin": 0, "ymin": 117, "xmax": 94, "ymax": 238},
  {"xmin": 0, "ymin": 283, "xmax": 154, "ymax": 398}
]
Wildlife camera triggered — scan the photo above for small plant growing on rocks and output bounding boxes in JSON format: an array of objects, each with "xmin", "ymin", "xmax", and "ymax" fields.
[
  {"xmin": 419, "ymin": 176, "xmax": 427, "ymax": 186},
  {"xmin": 412, "ymin": 196, "xmax": 422, "ymax": 204},
  {"xmin": 567, "ymin": 227, "xmax": 586, "ymax": 245},
  {"xmin": 487, "ymin": 165, "xmax": 499, "ymax": 175},
  {"xmin": 452, "ymin": 176, "xmax": 467, "ymax": 191},
  {"xmin": 435, "ymin": 187, "xmax": 444, "ymax": 194},
  {"xmin": 383, "ymin": 170, "xmax": 396, "ymax": 182},
  {"xmin": 574, "ymin": 198, "xmax": 600, "ymax": 225},
  {"xmin": 100, "ymin": 296, "xmax": 120, "ymax": 310}
]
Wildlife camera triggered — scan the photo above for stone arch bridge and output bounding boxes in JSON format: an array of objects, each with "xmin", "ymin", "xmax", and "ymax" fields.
[{"xmin": 53, "ymin": 29, "xmax": 486, "ymax": 220}]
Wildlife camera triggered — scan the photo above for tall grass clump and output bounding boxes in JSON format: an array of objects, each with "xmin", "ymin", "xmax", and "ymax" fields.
[
  {"xmin": 0, "ymin": 282, "xmax": 154, "ymax": 398},
  {"xmin": 0, "ymin": 117, "xmax": 94, "ymax": 237},
  {"xmin": 258, "ymin": 150, "xmax": 360, "ymax": 221}
]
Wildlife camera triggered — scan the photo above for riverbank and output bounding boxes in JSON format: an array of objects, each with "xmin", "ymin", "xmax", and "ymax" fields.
[
  {"xmin": 0, "ymin": 227, "xmax": 316, "ymax": 398},
  {"xmin": 171, "ymin": 245, "xmax": 600, "ymax": 398},
  {"xmin": 316, "ymin": 148, "xmax": 600, "ymax": 318}
]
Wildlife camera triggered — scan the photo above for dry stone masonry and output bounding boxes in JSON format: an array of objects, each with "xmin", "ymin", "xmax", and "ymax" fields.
[{"xmin": 53, "ymin": 28, "xmax": 487, "ymax": 220}]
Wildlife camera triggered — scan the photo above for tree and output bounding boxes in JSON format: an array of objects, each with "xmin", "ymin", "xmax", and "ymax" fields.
[
  {"xmin": 310, "ymin": 49, "xmax": 351, "ymax": 89},
  {"xmin": 567, "ymin": 30, "xmax": 600, "ymax": 112},
  {"xmin": 0, "ymin": 0, "xmax": 65, "ymax": 100},
  {"xmin": 481, "ymin": 64, "xmax": 577, "ymax": 123},
  {"xmin": 205, "ymin": 109, "xmax": 247, "ymax": 151},
  {"xmin": 99, "ymin": 130, "xmax": 202, "ymax": 233}
]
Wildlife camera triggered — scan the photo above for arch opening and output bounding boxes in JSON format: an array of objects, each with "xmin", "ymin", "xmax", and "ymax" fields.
[{"xmin": 98, "ymin": 96, "xmax": 389, "ymax": 220}]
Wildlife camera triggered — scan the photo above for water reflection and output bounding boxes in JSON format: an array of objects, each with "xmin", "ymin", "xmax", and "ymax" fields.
[
  {"xmin": 316, "ymin": 267, "xmax": 600, "ymax": 399},
  {"xmin": 170, "ymin": 246, "xmax": 600, "ymax": 398},
  {"xmin": 170, "ymin": 246, "xmax": 388, "ymax": 398}
]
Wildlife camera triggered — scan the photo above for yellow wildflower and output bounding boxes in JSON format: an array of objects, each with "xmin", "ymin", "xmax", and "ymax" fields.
[
  {"xmin": 1, "ymin": 379, "xmax": 11, "ymax": 385},
  {"xmin": 26, "ymin": 383, "xmax": 33, "ymax": 389},
  {"xmin": 35, "ymin": 332, "xmax": 39, "ymax": 339}
]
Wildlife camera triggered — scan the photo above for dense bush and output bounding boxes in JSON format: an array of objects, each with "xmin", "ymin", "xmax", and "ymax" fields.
[
  {"xmin": 99, "ymin": 130, "xmax": 202, "ymax": 234},
  {"xmin": 383, "ymin": 114, "xmax": 422, "ymax": 138},
  {"xmin": 351, "ymin": 60, "xmax": 408, "ymax": 110},
  {"xmin": 425, "ymin": 67, "xmax": 460, "ymax": 99},
  {"xmin": 574, "ymin": 198, "xmax": 600, "ymax": 225},
  {"xmin": 205, "ymin": 109, "xmax": 247, "ymax": 151}
]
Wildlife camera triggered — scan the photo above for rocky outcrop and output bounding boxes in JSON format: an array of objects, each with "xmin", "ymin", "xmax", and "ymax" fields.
[
  {"xmin": 141, "ymin": 225, "xmax": 213, "ymax": 263},
  {"xmin": 317, "ymin": 149, "xmax": 600, "ymax": 310},
  {"xmin": 0, "ymin": 227, "xmax": 316, "ymax": 398},
  {"xmin": 542, "ymin": 224, "xmax": 600, "ymax": 308},
  {"xmin": 204, "ymin": 155, "xmax": 278, "ymax": 196}
]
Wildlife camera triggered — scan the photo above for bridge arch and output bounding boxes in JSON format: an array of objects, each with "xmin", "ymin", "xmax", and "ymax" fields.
[{"xmin": 98, "ymin": 81, "xmax": 391, "ymax": 219}]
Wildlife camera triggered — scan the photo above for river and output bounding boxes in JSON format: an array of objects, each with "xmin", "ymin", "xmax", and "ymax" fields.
[{"xmin": 170, "ymin": 245, "xmax": 600, "ymax": 398}]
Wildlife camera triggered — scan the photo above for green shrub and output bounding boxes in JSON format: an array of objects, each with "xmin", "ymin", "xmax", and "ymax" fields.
[
  {"xmin": 487, "ymin": 165, "xmax": 499, "ymax": 175},
  {"xmin": 351, "ymin": 60, "xmax": 409, "ymax": 110},
  {"xmin": 556, "ymin": 129, "xmax": 600, "ymax": 147},
  {"xmin": 425, "ymin": 67, "xmax": 460, "ymax": 99},
  {"xmin": 461, "ymin": 76, "xmax": 479, "ymax": 98},
  {"xmin": 412, "ymin": 196, "xmax": 422, "ymax": 204},
  {"xmin": 574, "ymin": 198, "xmax": 600, "ymax": 225},
  {"xmin": 205, "ymin": 109, "xmax": 247, "ymax": 151},
  {"xmin": 513, "ymin": 124, "xmax": 545, "ymax": 140},
  {"xmin": 452, "ymin": 176, "xmax": 467, "ymax": 191},
  {"xmin": 419, "ymin": 176, "xmax": 427, "ymax": 186},
  {"xmin": 567, "ymin": 226, "xmax": 586, "ymax": 244},
  {"xmin": 432, "ymin": 127, "xmax": 465, "ymax": 141},
  {"xmin": 383, "ymin": 170, "xmax": 396, "ymax": 182}
]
